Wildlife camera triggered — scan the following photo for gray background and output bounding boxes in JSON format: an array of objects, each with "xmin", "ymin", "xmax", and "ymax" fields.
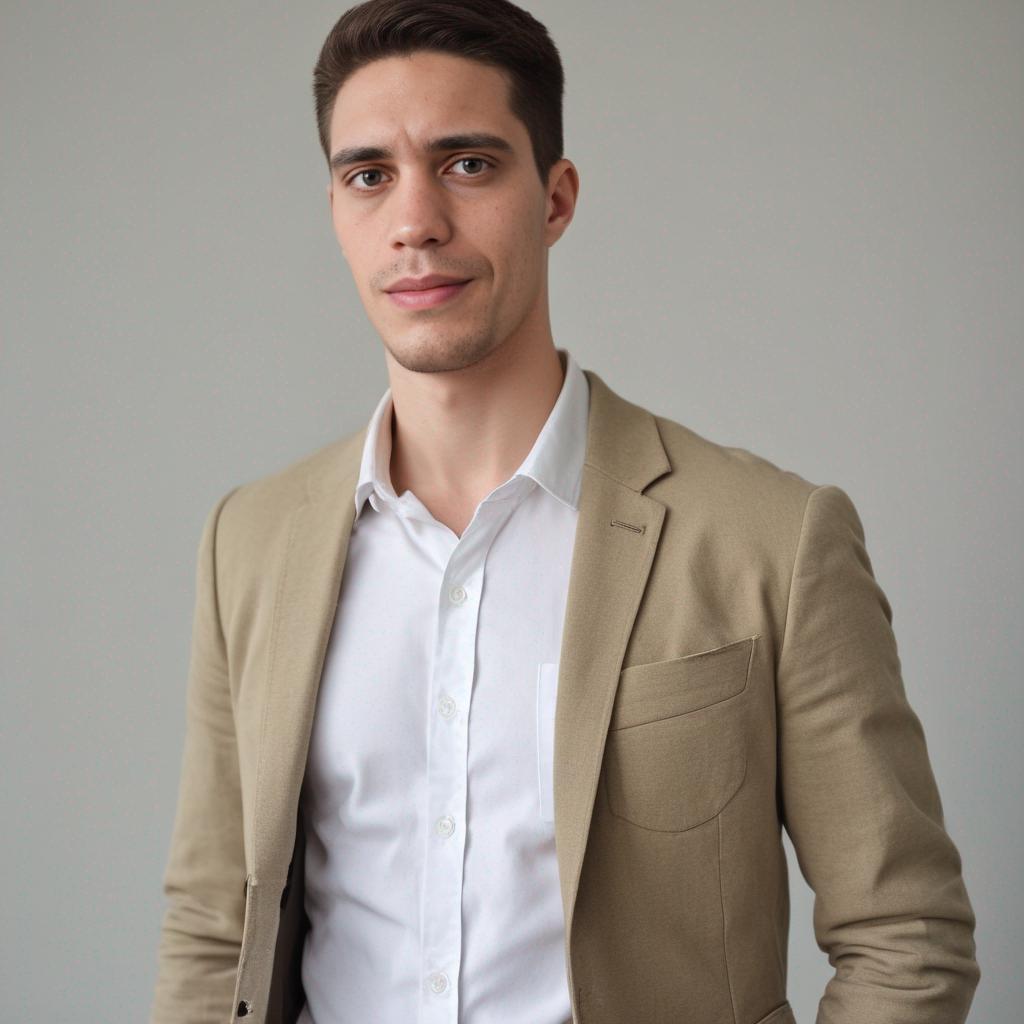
[{"xmin": 3, "ymin": 1, "xmax": 1020, "ymax": 1020}]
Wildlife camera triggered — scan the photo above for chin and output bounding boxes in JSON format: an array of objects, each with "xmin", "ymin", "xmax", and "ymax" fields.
[{"xmin": 383, "ymin": 329, "xmax": 500, "ymax": 375}]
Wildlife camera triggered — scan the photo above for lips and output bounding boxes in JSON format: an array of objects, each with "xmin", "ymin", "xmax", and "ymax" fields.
[
  {"xmin": 385, "ymin": 278, "xmax": 472, "ymax": 310},
  {"xmin": 386, "ymin": 274, "xmax": 472, "ymax": 293}
]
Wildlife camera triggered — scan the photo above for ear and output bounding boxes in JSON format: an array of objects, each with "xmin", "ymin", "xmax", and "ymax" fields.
[{"xmin": 544, "ymin": 158, "xmax": 579, "ymax": 247}]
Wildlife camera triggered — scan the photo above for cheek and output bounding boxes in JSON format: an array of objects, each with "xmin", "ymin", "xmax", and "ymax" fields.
[
  {"xmin": 506, "ymin": 220, "xmax": 547, "ymax": 301},
  {"xmin": 333, "ymin": 220, "xmax": 369, "ymax": 273},
  {"xmin": 330, "ymin": 212, "xmax": 348, "ymax": 255},
  {"xmin": 486, "ymin": 203, "xmax": 545, "ymax": 290}
]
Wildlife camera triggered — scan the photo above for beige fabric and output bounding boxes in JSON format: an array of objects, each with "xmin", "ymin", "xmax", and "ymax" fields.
[{"xmin": 151, "ymin": 368, "xmax": 979, "ymax": 1024}]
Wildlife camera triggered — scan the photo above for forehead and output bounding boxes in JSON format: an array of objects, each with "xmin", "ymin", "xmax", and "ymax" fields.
[{"xmin": 328, "ymin": 51, "xmax": 524, "ymax": 154}]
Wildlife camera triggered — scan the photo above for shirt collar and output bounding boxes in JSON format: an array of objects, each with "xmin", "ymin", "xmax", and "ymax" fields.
[{"xmin": 353, "ymin": 347, "xmax": 590, "ymax": 521}]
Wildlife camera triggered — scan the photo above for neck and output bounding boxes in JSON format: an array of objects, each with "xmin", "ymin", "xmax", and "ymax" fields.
[{"xmin": 386, "ymin": 338, "xmax": 567, "ymax": 521}]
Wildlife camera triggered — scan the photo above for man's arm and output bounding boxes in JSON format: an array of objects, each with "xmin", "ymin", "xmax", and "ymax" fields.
[
  {"xmin": 151, "ymin": 486, "xmax": 245, "ymax": 1024},
  {"xmin": 776, "ymin": 484, "xmax": 979, "ymax": 1023}
]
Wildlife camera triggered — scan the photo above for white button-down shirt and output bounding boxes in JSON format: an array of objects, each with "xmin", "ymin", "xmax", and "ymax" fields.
[{"xmin": 296, "ymin": 348, "xmax": 589, "ymax": 1024}]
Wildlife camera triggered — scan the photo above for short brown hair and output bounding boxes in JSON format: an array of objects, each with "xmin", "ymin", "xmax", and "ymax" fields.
[{"xmin": 312, "ymin": 0, "xmax": 565, "ymax": 186}]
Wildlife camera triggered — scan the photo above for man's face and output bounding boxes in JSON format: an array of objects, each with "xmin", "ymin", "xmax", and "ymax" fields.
[{"xmin": 326, "ymin": 50, "xmax": 574, "ymax": 374}]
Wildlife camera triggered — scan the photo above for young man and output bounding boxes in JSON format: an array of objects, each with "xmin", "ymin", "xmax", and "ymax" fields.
[{"xmin": 151, "ymin": 2, "xmax": 980, "ymax": 1023}]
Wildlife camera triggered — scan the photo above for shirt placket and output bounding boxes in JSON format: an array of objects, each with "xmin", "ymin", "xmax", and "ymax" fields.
[{"xmin": 417, "ymin": 494, "xmax": 522, "ymax": 1024}]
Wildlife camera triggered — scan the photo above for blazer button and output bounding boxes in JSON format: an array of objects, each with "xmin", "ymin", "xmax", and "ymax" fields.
[{"xmin": 237, "ymin": 999, "xmax": 252, "ymax": 1017}]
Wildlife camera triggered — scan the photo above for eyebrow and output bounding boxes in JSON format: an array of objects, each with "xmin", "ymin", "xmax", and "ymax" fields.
[{"xmin": 329, "ymin": 132, "xmax": 514, "ymax": 172}]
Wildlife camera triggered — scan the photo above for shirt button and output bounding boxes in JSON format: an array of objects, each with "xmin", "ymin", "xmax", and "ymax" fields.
[
  {"xmin": 448, "ymin": 584, "xmax": 467, "ymax": 604},
  {"xmin": 438, "ymin": 694, "xmax": 456, "ymax": 718},
  {"xmin": 427, "ymin": 971, "xmax": 449, "ymax": 994},
  {"xmin": 435, "ymin": 815, "xmax": 456, "ymax": 837}
]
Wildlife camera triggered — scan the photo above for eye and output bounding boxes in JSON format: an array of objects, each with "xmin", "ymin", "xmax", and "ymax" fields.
[
  {"xmin": 347, "ymin": 168, "xmax": 388, "ymax": 191},
  {"xmin": 450, "ymin": 156, "xmax": 493, "ymax": 177}
]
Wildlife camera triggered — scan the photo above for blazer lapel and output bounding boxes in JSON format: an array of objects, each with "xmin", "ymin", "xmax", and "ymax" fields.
[
  {"xmin": 250, "ymin": 429, "xmax": 365, "ymax": 878},
  {"xmin": 552, "ymin": 370, "xmax": 671, "ymax": 952}
]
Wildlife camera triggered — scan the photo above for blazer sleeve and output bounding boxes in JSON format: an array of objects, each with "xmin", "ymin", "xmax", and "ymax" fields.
[
  {"xmin": 151, "ymin": 486, "xmax": 245, "ymax": 1024},
  {"xmin": 776, "ymin": 484, "xmax": 980, "ymax": 1023}
]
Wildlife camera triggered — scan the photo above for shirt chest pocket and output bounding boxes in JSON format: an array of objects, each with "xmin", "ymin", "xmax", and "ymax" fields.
[
  {"xmin": 603, "ymin": 634, "xmax": 759, "ymax": 832},
  {"xmin": 536, "ymin": 662, "xmax": 559, "ymax": 823}
]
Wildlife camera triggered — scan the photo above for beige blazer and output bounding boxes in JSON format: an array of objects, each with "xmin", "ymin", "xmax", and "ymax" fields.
[{"xmin": 151, "ymin": 367, "xmax": 979, "ymax": 1024}]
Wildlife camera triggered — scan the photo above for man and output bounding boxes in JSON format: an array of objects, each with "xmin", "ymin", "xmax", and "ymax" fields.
[{"xmin": 150, "ymin": 1, "xmax": 980, "ymax": 1022}]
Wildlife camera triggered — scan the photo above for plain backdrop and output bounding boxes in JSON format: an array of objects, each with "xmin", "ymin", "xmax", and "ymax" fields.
[{"xmin": 2, "ymin": 2, "xmax": 1021, "ymax": 1020}]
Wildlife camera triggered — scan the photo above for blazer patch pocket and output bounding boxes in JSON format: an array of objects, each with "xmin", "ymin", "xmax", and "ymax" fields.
[{"xmin": 604, "ymin": 634, "xmax": 758, "ymax": 832}]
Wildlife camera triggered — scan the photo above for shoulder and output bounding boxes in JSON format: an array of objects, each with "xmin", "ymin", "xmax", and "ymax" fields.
[
  {"xmin": 209, "ymin": 426, "xmax": 365, "ymax": 560},
  {"xmin": 641, "ymin": 409, "xmax": 868, "ymax": 601},
  {"xmin": 651, "ymin": 411, "xmax": 820, "ymax": 520},
  {"xmin": 587, "ymin": 369, "xmax": 855, "ymax": 557},
  {"xmin": 643, "ymin": 402, "xmax": 869, "ymax": 564}
]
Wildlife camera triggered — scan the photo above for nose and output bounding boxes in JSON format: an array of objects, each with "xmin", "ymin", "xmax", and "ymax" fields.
[{"xmin": 388, "ymin": 170, "xmax": 454, "ymax": 250}]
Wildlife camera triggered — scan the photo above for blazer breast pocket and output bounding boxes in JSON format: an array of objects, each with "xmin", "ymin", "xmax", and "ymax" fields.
[{"xmin": 604, "ymin": 634, "xmax": 759, "ymax": 832}]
